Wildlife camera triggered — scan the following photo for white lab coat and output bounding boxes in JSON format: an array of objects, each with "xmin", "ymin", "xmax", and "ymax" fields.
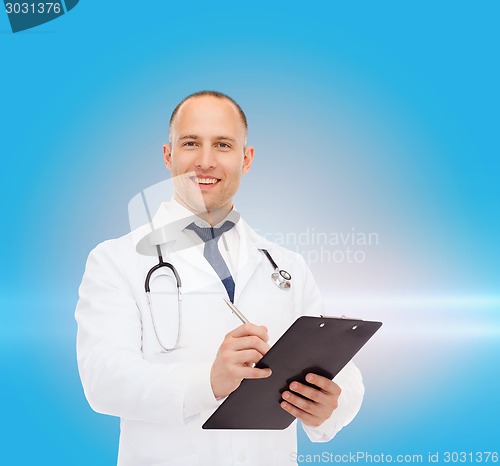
[{"xmin": 75, "ymin": 201, "xmax": 364, "ymax": 466}]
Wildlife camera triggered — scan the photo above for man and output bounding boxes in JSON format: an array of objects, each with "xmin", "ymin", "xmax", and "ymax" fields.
[{"xmin": 76, "ymin": 91, "xmax": 364, "ymax": 466}]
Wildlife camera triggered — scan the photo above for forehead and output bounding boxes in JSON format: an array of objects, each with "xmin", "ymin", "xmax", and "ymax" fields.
[{"xmin": 171, "ymin": 96, "xmax": 246, "ymax": 140}]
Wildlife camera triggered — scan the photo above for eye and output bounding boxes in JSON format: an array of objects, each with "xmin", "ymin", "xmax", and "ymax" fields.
[
  {"xmin": 182, "ymin": 141, "xmax": 198, "ymax": 147},
  {"xmin": 216, "ymin": 142, "xmax": 231, "ymax": 149}
]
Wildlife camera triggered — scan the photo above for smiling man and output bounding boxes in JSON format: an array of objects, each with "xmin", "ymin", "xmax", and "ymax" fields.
[
  {"xmin": 164, "ymin": 93, "xmax": 254, "ymax": 226},
  {"xmin": 76, "ymin": 91, "xmax": 364, "ymax": 466}
]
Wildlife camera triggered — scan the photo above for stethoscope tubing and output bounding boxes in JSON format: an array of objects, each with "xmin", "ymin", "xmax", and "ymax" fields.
[
  {"xmin": 145, "ymin": 248, "xmax": 183, "ymax": 352},
  {"xmin": 144, "ymin": 247, "xmax": 291, "ymax": 351}
]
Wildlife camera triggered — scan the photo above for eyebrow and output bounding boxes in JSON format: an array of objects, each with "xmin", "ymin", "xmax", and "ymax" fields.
[
  {"xmin": 178, "ymin": 135, "xmax": 237, "ymax": 142},
  {"xmin": 214, "ymin": 136, "xmax": 237, "ymax": 142}
]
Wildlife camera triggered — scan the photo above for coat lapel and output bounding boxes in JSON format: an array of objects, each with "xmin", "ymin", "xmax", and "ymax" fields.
[
  {"xmin": 169, "ymin": 244, "xmax": 221, "ymax": 293},
  {"xmin": 234, "ymin": 220, "xmax": 266, "ymax": 303}
]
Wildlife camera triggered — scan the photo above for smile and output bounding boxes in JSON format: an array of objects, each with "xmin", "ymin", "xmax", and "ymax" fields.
[{"xmin": 191, "ymin": 176, "xmax": 220, "ymax": 185}]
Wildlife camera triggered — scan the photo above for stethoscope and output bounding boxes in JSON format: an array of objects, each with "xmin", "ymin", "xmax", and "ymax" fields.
[
  {"xmin": 145, "ymin": 245, "xmax": 183, "ymax": 352},
  {"xmin": 258, "ymin": 249, "xmax": 292, "ymax": 289},
  {"xmin": 144, "ymin": 246, "xmax": 291, "ymax": 352}
]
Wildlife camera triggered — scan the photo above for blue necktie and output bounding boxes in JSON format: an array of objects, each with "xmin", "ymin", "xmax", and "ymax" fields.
[{"xmin": 186, "ymin": 221, "xmax": 236, "ymax": 302}]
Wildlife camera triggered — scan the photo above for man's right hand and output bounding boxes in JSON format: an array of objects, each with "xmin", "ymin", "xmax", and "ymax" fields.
[{"xmin": 210, "ymin": 323, "xmax": 272, "ymax": 399}]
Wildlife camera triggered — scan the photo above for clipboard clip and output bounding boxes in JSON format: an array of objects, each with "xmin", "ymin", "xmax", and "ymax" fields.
[
  {"xmin": 320, "ymin": 314, "xmax": 364, "ymax": 320},
  {"xmin": 320, "ymin": 314, "xmax": 363, "ymax": 331}
]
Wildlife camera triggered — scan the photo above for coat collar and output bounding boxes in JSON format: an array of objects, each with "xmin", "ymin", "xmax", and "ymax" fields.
[{"xmin": 134, "ymin": 200, "xmax": 266, "ymax": 299}]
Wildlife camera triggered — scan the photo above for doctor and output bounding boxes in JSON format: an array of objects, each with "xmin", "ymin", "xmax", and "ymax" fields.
[{"xmin": 76, "ymin": 91, "xmax": 364, "ymax": 466}]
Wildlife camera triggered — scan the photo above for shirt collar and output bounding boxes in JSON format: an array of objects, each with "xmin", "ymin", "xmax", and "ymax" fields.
[
  {"xmin": 135, "ymin": 198, "xmax": 240, "ymax": 256},
  {"xmin": 190, "ymin": 207, "xmax": 240, "ymax": 229}
]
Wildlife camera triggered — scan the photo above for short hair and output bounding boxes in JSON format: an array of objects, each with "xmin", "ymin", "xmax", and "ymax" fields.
[{"xmin": 169, "ymin": 90, "xmax": 248, "ymax": 133}]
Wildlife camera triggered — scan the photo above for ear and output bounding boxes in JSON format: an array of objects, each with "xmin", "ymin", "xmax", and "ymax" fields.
[
  {"xmin": 163, "ymin": 144, "xmax": 172, "ymax": 170},
  {"xmin": 242, "ymin": 146, "xmax": 255, "ymax": 174}
]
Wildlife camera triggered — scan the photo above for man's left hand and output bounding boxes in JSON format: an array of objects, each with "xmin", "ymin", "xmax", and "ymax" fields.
[{"xmin": 280, "ymin": 373, "xmax": 341, "ymax": 427}]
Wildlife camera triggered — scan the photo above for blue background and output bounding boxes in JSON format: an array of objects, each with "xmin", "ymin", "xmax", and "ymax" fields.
[{"xmin": 1, "ymin": 1, "xmax": 499, "ymax": 464}]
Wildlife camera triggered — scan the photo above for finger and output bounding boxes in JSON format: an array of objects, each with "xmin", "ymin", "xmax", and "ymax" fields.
[
  {"xmin": 281, "ymin": 390, "xmax": 319, "ymax": 416},
  {"xmin": 229, "ymin": 335, "xmax": 270, "ymax": 356},
  {"xmin": 232, "ymin": 349, "xmax": 265, "ymax": 366},
  {"xmin": 229, "ymin": 323, "xmax": 269, "ymax": 342},
  {"xmin": 305, "ymin": 373, "xmax": 341, "ymax": 396},
  {"xmin": 234, "ymin": 365, "xmax": 272, "ymax": 380},
  {"xmin": 280, "ymin": 400, "xmax": 320, "ymax": 426},
  {"xmin": 288, "ymin": 381, "xmax": 327, "ymax": 404}
]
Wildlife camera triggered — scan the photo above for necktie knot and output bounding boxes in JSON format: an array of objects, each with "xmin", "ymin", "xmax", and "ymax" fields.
[{"xmin": 186, "ymin": 221, "xmax": 235, "ymax": 243}]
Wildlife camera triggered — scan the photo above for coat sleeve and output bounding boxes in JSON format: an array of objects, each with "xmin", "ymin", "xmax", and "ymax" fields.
[
  {"xmin": 75, "ymin": 240, "xmax": 219, "ymax": 426},
  {"xmin": 296, "ymin": 255, "xmax": 365, "ymax": 442}
]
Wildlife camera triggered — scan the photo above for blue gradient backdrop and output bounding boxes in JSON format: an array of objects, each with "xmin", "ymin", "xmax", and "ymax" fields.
[{"xmin": 1, "ymin": 1, "xmax": 499, "ymax": 464}]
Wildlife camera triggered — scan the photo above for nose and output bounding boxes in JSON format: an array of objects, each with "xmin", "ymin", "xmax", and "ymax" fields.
[{"xmin": 195, "ymin": 145, "xmax": 217, "ymax": 170}]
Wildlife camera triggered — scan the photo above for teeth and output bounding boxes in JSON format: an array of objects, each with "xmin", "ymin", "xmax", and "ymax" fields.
[{"xmin": 194, "ymin": 177, "xmax": 218, "ymax": 185}]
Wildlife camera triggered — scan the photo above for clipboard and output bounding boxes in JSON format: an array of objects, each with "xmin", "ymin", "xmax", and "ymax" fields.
[{"xmin": 202, "ymin": 315, "xmax": 382, "ymax": 430}]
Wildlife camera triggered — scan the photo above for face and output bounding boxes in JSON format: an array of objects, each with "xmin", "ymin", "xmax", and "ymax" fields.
[{"xmin": 163, "ymin": 96, "xmax": 254, "ymax": 216}]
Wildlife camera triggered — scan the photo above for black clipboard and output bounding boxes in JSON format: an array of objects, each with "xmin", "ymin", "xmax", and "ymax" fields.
[{"xmin": 202, "ymin": 315, "xmax": 382, "ymax": 430}]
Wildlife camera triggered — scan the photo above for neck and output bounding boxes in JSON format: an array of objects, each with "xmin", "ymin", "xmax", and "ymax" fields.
[
  {"xmin": 173, "ymin": 194, "xmax": 233, "ymax": 227},
  {"xmin": 196, "ymin": 208, "xmax": 233, "ymax": 227}
]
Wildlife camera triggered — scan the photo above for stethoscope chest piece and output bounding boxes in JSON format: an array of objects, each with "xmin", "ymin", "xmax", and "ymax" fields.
[
  {"xmin": 259, "ymin": 248, "xmax": 292, "ymax": 289},
  {"xmin": 272, "ymin": 269, "xmax": 292, "ymax": 289}
]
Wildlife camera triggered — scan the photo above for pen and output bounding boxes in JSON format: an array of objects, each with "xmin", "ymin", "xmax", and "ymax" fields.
[{"xmin": 223, "ymin": 298, "xmax": 250, "ymax": 324}]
